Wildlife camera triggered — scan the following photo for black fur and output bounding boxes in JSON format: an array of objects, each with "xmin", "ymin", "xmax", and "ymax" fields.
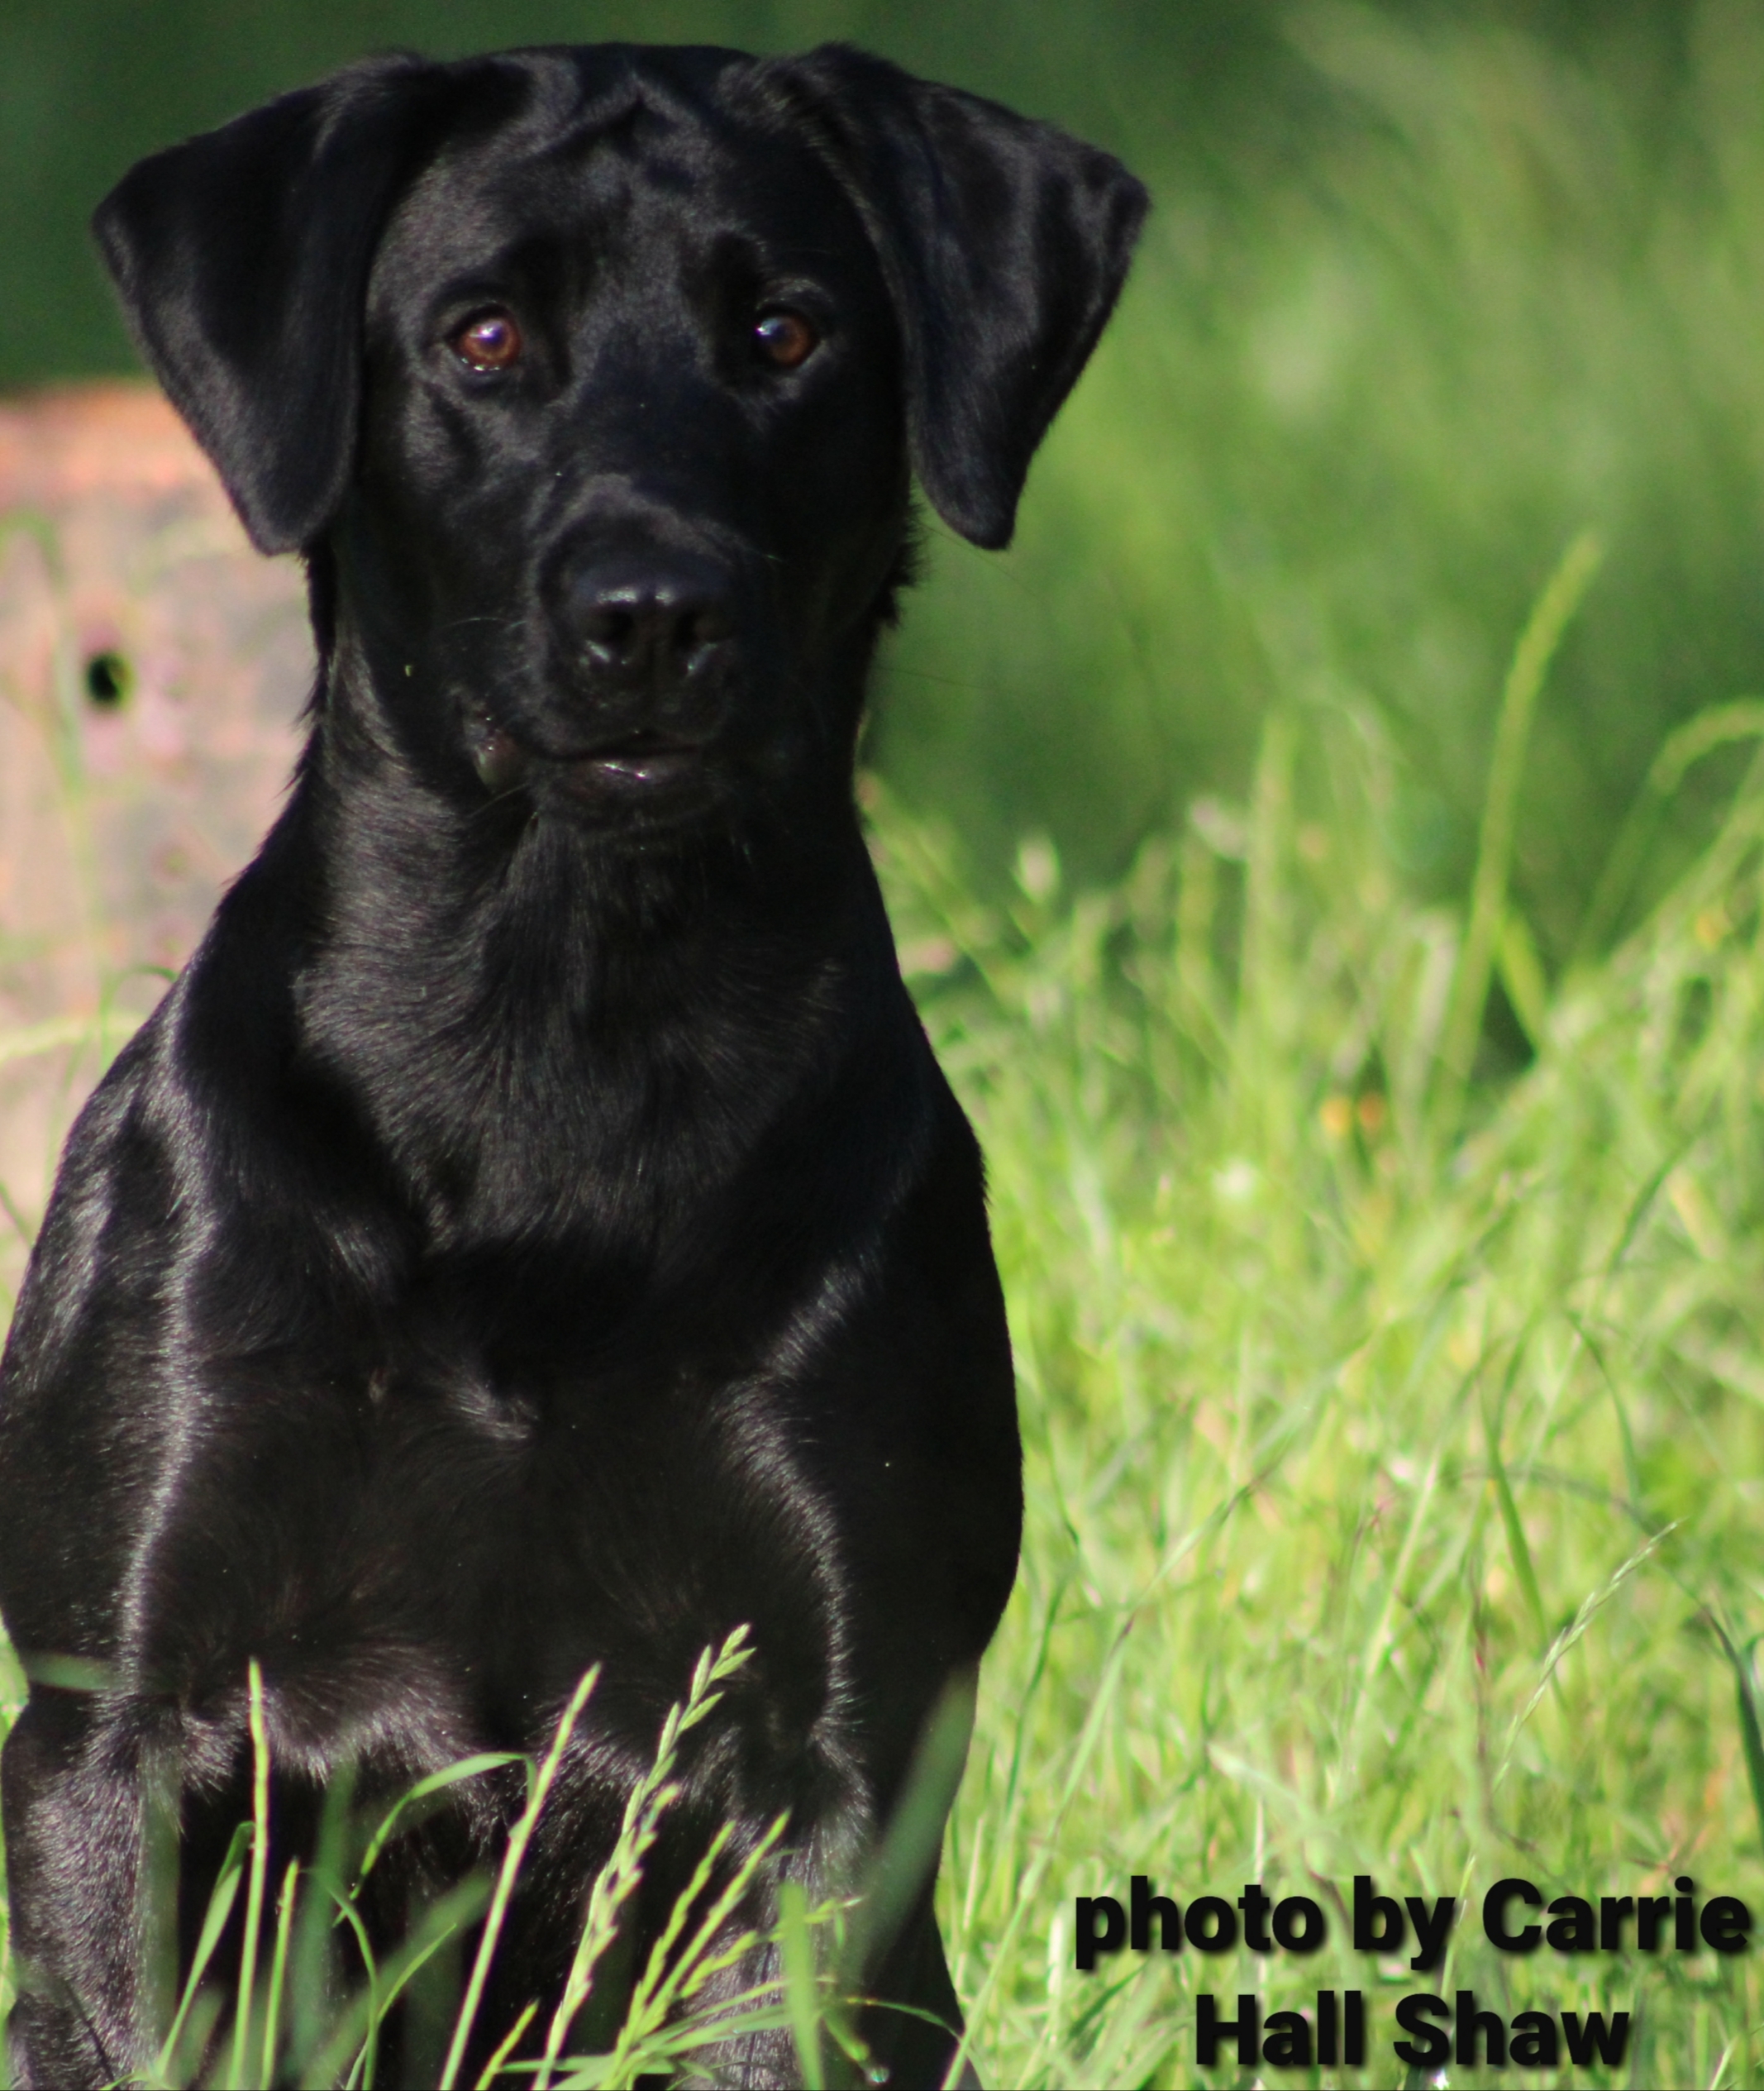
[{"xmin": 0, "ymin": 43, "xmax": 1144, "ymax": 2089}]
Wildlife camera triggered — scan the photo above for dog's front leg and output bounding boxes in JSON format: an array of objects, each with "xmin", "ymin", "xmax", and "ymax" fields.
[{"xmin": 2, "ymin": 1689, "xmax": 169, "ymax": 2090}]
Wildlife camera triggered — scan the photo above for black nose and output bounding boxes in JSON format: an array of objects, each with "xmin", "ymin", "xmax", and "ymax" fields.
[{"xmin": 562, "ymin": 556, "xmax": 735, "ymax": 685}]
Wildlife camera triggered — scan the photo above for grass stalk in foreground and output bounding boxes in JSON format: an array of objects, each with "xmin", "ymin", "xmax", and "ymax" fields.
[
  {"xmin": 226, "ymin": 1663, "xmax": 271, "ymax": 2091},
  {"xmin": 437, "ymin": 1666, "xmax": 600, "ymax": 2091},
  {"xmin": 1433, "ymin": 529, "xmax": 1604, "ymax": 1139},
  {"xmin": 75, "ymin": 1630, "xmax": 794, "ymax": 2089}
]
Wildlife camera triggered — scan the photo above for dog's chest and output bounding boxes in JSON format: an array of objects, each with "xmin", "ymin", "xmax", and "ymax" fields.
[{"xmin": 145, "ymin": 1258, "xmax": 945, "ymax": 1779}]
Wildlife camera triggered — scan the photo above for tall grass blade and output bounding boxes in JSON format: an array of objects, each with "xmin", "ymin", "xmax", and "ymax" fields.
[
  {"xmin": 782, "ymin": 1887, "xmax": 832, "ymax": 2091},
  {"xmin": 155, "ymin": 1821, "xmax": 250, "ymax": 2084},
  {"xmin": 1435, "ymin": 530, "xmax": 1604, "ymax": 1134},
  {"xmin": 438, "ymin": 1666, "xmax": 598, "ymax": 2091},
  {"xmin": 1495, "ymin": 1525, "xmax": 1676, "ymax": 1790},
  {"xmin": 1706, "ymin": 1616, "xmax": 1764, "ymax": 1864},
  {"xmin": 322, "ymin": 1885, "xmax": 379, "ymax": 2091},
  {"xmin": 288, "ymin": 1763, "xmax": 358, "ymax": 2084},
  {"xmin": 355, "ymin": 1753, "xmax": 521, "ymax": 1890},
  {"xmin": 304, "ymin": 1876, "xmax": 488, "ymax": 2091},
  {"xmin": 1495, "ymin": 904, "xmax": 1550, "ymax": 1049},
  {"xmin": 1483, "ymin": 1389, "xmax": 1548, "ymax": 1649},
  {"xmin": 840, "ymin": 1669, "xmax": 976, "ymax": 1992},
  {"xmin": 474, "ymin": 2000, "xmax": 537, "ymax": 2090},
  {"xmin": 1237, "ymin": 710, "xmax": 1298, "ymax": 1186},
  {"xmin": 1576, "ymin": 698, "xmax": 1764, "ymax": 957},
  {"xmin": 536, "ymin": 1627, "xmax": 753, "ymax": 2088},
  {"xmin": 260, "ymin": 1859, "xmax": 300, "ymax": 2090},
  {"xmin": 228, "ymin": 1659, "xmax": 272, "ymax": 2091}
]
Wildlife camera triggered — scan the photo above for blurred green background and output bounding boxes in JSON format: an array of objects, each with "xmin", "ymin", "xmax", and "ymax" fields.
[{"xmin": 6, "ymin": 0, "xmax": 1763, "ymax": 957}]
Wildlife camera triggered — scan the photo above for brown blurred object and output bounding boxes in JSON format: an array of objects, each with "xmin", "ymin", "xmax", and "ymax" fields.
[{"xmin": 0, "ymin": 381, "xmax": 312, "ymax": 1304}]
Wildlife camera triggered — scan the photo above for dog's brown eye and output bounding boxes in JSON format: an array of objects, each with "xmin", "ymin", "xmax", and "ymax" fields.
[
  {"xmin": 753, "ymin": 311, "xmax": 818, "ymax": 370},
  {"xmin": 452, "ymin": 309, "xmax": 523, "ymax": 372}
]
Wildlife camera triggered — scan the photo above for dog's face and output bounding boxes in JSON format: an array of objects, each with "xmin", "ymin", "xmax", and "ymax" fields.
[
  {"xmin": 94, "ymin": 45, "xmax": 1148, "ymax": 839},
  {"xmin": 346, "ymin": 95, "xmax": 908, "ymax": 830}
]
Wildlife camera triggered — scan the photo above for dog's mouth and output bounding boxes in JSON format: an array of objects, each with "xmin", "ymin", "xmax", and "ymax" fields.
[
  {"xmin": 560, "ymin": 723, "xmax": 710, "ymax": 795},
  {"xmin": 562, "ymin": 728, "xmax": 708, "ymax": 791},
  {"xmin": 468, "ymin": 719, "xmax": 713, "ymax": 801}
]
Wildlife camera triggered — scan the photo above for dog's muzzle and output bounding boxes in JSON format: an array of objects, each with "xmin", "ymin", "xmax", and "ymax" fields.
[{"xmin": 460, "ymin": 542, "xmax": 747, "ymax": 810}]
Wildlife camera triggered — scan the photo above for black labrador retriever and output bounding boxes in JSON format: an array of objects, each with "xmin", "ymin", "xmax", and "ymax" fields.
[{"xmin": 0, "ymin": 42, "xmax": 1143, "ymax": 2089}]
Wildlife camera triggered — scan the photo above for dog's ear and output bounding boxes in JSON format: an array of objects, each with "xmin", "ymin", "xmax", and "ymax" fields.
[
  {"xmin": 93, "ymin": 57, "xmax": 468, "ymax": 556},
  {"xmin": 755, "ymin": 46, "xmax": 1148, "ymax": 550}
]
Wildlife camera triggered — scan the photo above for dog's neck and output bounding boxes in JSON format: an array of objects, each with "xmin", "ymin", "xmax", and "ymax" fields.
[{"xmin": 279, "ymin": 629, "xmax": 917, "ymax": 1260}]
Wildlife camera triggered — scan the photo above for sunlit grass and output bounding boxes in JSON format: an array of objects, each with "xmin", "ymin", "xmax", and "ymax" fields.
[{"xmin": 879, "ymin": 652, "xmax": 1764, "ymax": 2084}]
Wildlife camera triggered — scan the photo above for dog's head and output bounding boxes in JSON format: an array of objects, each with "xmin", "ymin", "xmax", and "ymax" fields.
[{"xmin": 96, "ymin": 46, "xmax": 1146, "ymax": 834}]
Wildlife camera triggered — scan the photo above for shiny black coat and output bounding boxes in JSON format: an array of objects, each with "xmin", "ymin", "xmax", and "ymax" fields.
[{"xmin": 0, "ymin": 43, "xmax": 1143, "ymax": 2088}]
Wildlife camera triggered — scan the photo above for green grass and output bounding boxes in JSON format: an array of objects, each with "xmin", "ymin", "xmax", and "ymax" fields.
[
  {"xmin": 3, "ymin": 547, "xmax": 1764, "ymax": 2084},
  {"xmin": 861, "ymin": 1, "xmax": 1764, "ymax": 931},
  {"xmin": 883, "ymin": 657, "xmax": 1764, "ymax": 2081}
]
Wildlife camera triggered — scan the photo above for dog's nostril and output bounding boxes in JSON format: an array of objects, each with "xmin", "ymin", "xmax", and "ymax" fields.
[
  {"xmin": 583, "ymin": 606, "xmax": 637, "ymax": 657},
  {"xmin": 675, "ymin": 607, "xmax": 732, "ymax": 663},
  {"xmin": 565, "ymin": 562, "xmax": 736, "ymax": 682}
]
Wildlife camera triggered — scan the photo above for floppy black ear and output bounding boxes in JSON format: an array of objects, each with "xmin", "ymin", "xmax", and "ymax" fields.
[
  {"xmin": 93, "ymin": 56, "xmax": 468, "ymax": 555},
  {"xmin": 755, "ymin": 45, "xmax": 1148, "ymax": 550}
]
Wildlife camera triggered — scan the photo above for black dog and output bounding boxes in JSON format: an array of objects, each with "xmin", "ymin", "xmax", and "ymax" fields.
[{"xmin": 0, "ymin": 43, "xmax": 1142, "ymax": 2088}]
